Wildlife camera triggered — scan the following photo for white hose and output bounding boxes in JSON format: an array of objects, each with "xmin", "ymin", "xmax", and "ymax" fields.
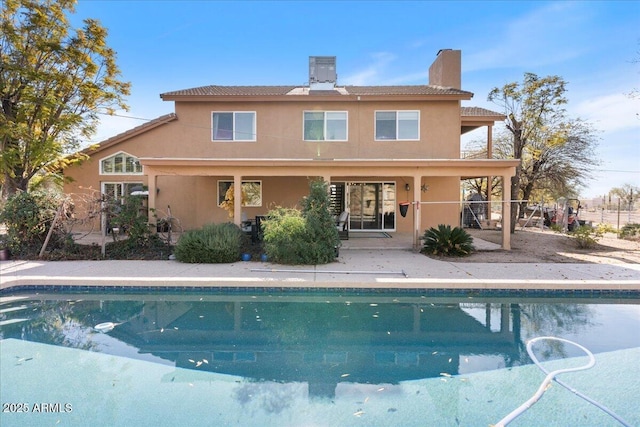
[{"xmin": 495, "ymin": 336, "xmax": 630, "ymax": 426}]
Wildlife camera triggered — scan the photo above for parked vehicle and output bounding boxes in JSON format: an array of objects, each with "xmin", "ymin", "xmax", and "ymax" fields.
[{"xmin": 544, "ymin": 198, "xmax": 582, "ymax": 231}]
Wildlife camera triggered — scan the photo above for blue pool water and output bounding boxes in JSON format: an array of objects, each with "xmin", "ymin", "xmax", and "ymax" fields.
[{"xmin": 1, "ymin": 291, "xmax": 639, "ymax": 426}]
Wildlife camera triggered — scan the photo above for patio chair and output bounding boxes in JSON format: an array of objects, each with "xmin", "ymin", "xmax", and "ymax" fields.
[{"xmin": 336, "ymin": 211, "xmax": 349, "ymax": 240}]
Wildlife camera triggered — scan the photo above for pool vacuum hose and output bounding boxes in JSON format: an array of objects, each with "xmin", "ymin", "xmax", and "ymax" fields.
[{"xmin": 495, "ymin": 336, "xmax": 630, "ymax": 426}]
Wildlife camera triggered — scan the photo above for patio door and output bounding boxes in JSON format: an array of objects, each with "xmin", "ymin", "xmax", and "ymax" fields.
[
  {"xmin": 101, "ymin": 182, "xmax": 143, "ymax": 233},
  {"xmin": 347, "ymin": 182, "xmax": 396, "ymax": 231}
]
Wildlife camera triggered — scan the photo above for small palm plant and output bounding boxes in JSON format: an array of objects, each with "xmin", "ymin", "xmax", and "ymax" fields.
[{"xmin": 421, "ymin": 224, "xmax": 475, "ymax": 257}]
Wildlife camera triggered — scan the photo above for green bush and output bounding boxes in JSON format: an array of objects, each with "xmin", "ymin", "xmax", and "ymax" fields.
[
  {"xmin": 300, "ymin": 180, "xmax": 341, "ymax": 264},
  {"xmin": 174, "ymin": 222, "xmax": 247, "ymax": 263},
  {"xmin": 421, "ymin": 224, "xmax": 475, "ymax": 257},
  {"xmin": 0, "ymin": 190, "xmax": 67, "ymax": 255},
  {"xmin": 262, "ymin": 180, "xmax": 340, "ymax": 265},
  {"xmin": 619, "ymin": 223, "xmax": 640, "ymax": 241},
  {"xmin": 262, "ymin": 208, "xmax": 311, "ymax": 264},
  {"xmin": 570, "ymin": 225, "xmax": 603, "ymax": 249}
]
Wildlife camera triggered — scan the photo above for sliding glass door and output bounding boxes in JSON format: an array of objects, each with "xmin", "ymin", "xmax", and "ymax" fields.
[{"xmin": 347, "ymin": 182, "xmax": 396, "ymax": 231}]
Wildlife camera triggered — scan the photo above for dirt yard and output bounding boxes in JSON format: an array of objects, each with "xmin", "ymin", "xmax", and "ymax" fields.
[{"xmin": 463, "ymin": 227, "xmax": 640, "ymax": 265}]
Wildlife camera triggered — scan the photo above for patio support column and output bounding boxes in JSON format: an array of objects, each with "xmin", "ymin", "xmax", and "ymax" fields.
[
  {"xmin": 413, "ymin": 305, "xmax": 421, "ymax": 333},
  {"xmin": 147, "ymin": 171, "xmax": 157, "ymax": 232},
  {"xmin": 233, "ymin": 175, "xmax": 242, "ymax": 226},
  {"xmin": 234, "ymin": 302, "xmax": 242, "ymax": 332},
  {"xmin": 502, "ymin": 175, "xmax": 511, "ymax": 250},
  {"xmin": 500, "ymin": 304, "xmax": 510, "ymax": 333},
  {"xmin": 413, "ymin": 175, "xmax": 422, "ymax": 250},
  {"xmin": 487, "ymin": 125, "xmax": 493, "ymax": 220}
]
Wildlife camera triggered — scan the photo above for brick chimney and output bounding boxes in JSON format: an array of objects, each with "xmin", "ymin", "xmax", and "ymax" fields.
[{"xmin": 428, "ymin": 49, "xmax": 461, "ymax": 89}]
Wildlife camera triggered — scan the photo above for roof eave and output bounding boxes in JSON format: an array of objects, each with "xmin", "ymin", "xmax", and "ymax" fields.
[
  {"xmin": 81, "ymin": 113, "xmax": 178, "ymax": 156},
  {"xmin": 160, "ymin": 93, "xmax": 473, "ymax": 102}
]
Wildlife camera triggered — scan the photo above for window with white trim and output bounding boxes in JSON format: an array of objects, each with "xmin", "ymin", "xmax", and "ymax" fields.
[
  {"xmin": 304, "ymin": 111, "xmax": 347, "ymax": 141},
  {"xmin": 100, "ymin": 152, "xmax": 142, "ymax": 174},
  {"xmin": 375, "ymin": 111, "xmax": 419, "ymax": 140},
  {"xmin": 212, "ymin": 112, "xmax": 256, "ymax": 141},
  {"xmin": 217, "ymin": 180, "xmax": 262, "ymax": 207},
  {"xmin": 102, "ymin": 182, "xmax": 144, "ymax": 200}
]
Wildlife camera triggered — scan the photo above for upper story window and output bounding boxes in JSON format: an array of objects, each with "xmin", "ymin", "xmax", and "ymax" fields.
[
  {"xmin": 375, "ymin": 111, "xmax": 419, "ymax": 141},
  {"xmin": 212, "ymin": 112, "xmax": 256, "ymax": 141},
  {"xmin": 304, "ymin": 111, "xmax": 347, "ymax": 141},
  {"xmin": 100, "ymin": 152, "xmax": 142, "ymax": 175}
]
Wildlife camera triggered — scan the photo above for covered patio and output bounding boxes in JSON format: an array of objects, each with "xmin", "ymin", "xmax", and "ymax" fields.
[{"xmin": 140, "ymin": 158, "xmax": 518, "ymax": 250}]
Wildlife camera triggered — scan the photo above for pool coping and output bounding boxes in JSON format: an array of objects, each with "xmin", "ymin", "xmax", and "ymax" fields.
[
  {"xmin": 3, "ymin": 272, "xmax": 640, "ymax": 298},
  {"xmin": 2, "ymin": 252, "xmax": 640, "ymax": 296}
]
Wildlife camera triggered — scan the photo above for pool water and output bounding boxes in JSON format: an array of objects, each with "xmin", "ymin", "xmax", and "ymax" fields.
[{"xmin": 1, "ymin": 291, "xmax": 639, "ymax": 426}]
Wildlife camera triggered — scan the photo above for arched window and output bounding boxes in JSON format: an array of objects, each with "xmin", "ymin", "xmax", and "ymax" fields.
[{"xmin": 100, "ymin": 152, "xmax": 142, "ymax": 175}]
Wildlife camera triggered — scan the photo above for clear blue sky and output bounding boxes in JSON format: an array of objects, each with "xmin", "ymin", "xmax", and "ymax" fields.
[{"xmin": 72, "ymin": 0, "xmax": 639, "ymax": 199}]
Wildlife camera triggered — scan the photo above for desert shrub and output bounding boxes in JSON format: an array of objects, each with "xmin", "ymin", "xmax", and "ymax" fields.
[
  {"xmin": 570, "ymin": 225, "xmax": 603, "ymax": 249},
  {"xmin": 619, "ymin": 223, "xmax": 640, "ymax": 241},
  {"xmin": 0, "ymin": 190, "xmax": 68, "ymax": 256},
  {"xmin": 421, "ymin": 224, "xmax": 475, "ymax": 257},
  {"xmin": 174, "ymin": 222, "xmax": 247, "ymax": 263},
  {"xmin": 596, "ymin": 223, "xmax": 617, "ymax": 234},
  {"xmin": 549, "ymin": 223, "xmax": 563, "ymax": 233},
  {"xmin": 262, "ymin": 208, "xmax": 311, "ymax": 264}
]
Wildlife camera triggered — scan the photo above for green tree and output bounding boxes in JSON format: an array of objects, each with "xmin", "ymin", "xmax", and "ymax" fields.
[
  {"xmin": 0, "ymin": 0, "xmax": 130, "ymax": 198},
  {"xmin": 488, "ymin": 73, "xmax": 598, "ymax": 232}
]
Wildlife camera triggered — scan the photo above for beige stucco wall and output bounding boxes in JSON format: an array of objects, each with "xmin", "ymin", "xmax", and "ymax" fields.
[
  {"xmin": 63, "ymin": 94, "xmax": 511, "ymax": 238},
  {"xmin": 154, "ymin": 175, "xmax": 312, "ymax": 230},
  {"xmin": 64, "ymin": 97, "xmax": 464, "ymax": 231},
  {"xmin": 419, "ymin": 177, "xmax": 461, "ymax": 230},
  {"xmin": 170, "ymin": 99, "xmax": 461, "ymax": 160}
]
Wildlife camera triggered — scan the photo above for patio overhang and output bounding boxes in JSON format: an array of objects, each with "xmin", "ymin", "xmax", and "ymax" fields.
[
  {"xmin": 139, "ymin": 157, "xmax": 518, "ymax": 178},
  {"xmin": 139, "ymin": 157, "xmax": 519, "ymax": 250}
]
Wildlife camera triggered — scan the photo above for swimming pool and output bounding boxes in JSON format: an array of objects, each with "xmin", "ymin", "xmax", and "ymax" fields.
[{"xmin": 1, "ymin": 291, "xmax": 639, "ymax": 426}]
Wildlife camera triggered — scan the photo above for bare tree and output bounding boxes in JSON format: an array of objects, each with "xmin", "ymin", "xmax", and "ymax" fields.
[
  {"xmin": 610, "ymin": 184, "xmax": 639, "ymax": 210},
  {"xmin": 465, "ymin": 119, "xmax": 599, "ymax": 217},
  {"xmin": 488, "ymin": 73, "xmax": 599, "ymax": 232}
]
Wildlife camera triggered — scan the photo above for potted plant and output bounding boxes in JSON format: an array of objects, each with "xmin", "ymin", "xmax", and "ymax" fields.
[
  {"xmin": 0, "ymin": 236, "xmax": 10, "ymax": 261},
  {"xmin": 220, "ymin": 184, "xmax": 245, "ymax": 218}
]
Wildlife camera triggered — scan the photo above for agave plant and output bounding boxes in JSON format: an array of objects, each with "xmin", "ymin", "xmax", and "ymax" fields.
[{"xmin": 421, "ymin": 224, "xmax": 475, "ymax": 257}]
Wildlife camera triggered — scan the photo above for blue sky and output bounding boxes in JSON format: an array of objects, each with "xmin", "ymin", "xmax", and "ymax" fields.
[{"xmin": 72, "ymin": 0, "xmax": 639, "ymax": 199}]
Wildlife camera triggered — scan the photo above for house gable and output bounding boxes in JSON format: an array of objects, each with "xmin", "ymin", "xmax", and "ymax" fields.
[{"xmin": 82, "ymin": 113, "xmax": 177, "ymax": 157}]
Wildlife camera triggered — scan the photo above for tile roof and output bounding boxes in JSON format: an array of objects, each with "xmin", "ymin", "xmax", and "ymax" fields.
[
  {"xmin": 461, "ymin": 106, "xmax": 504, "ymax": 117},
  {"xmin": 161, "ymin": 86, "xmax": 297, "ymax": 97},
  {"xmin": 345, "ymin": 85, "xmax": 471, "ymax": 96},
  {"xmin": 161, "ymin": 85, "xmax": 471, "ymax": 98}
]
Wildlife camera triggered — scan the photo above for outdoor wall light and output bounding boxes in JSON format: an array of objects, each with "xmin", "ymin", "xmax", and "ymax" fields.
[{"xmin": 405, "ymin": 183, "xmax": 410, "ymax": 191}]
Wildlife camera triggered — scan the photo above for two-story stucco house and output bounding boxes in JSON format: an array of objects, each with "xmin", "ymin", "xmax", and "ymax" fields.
[{"xmin": 63, "ymin": 49, "xmax": 519, "ymax": 249}]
